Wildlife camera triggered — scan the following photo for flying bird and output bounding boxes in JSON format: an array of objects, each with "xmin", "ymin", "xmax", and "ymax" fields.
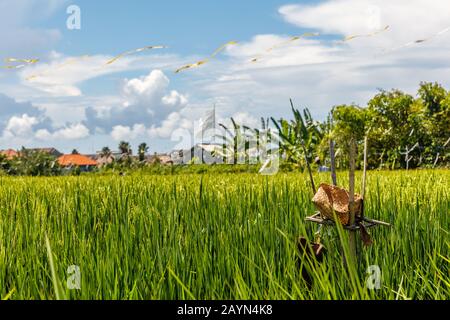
[{"xmin": 175, "ymin": 41, "xmax": 238, "ymax": 73}]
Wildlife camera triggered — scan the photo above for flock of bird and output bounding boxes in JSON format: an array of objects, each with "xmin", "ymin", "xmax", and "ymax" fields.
[{"xmin": 1, "ymin": 24, "xmax": 449, "ymax": 80}]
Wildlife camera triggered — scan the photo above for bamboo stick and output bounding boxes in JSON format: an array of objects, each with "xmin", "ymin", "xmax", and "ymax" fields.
[
  {"xmin": 329, "ymin": 115, "xmax": 337, "ymax": 186},
  {"xmin": 330, "ymin": 140, "xmax": 337, "ymax": 186},
  {"xmin": 301, "ymin": 141, "xmax": 316, "ymax": 196},
  {"xmin": 362, "ymin": 217, "xmax": 391, "ymax": 227},
  {"xmin": 348, "ymin": 139, "xmax": 357, "ymax": 266},
  {"xmin": 361, "ymin": 136, "xmax": 368, "ymax": 219}
]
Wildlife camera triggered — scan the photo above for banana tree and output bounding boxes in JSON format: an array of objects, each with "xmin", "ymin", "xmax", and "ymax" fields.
[
  {"xmin": 216, "ymin": 117, "xmax": 274, "ymax": 164},
  {"xmin": 271, "ymin": 99, "xmax": 324, "ymax": 169},
  {"xmin": 215, "ymin": 118, "xmax": 249, "ymax": 164}
]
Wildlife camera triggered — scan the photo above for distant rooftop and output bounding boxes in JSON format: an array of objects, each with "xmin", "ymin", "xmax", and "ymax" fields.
[
  {"xmin": 0, "ymin": 149, "xmax": 19, "ymax": 160},
  {"xmin": 58, "ymin": 154, "xmax": 97, "ymax": 167}
]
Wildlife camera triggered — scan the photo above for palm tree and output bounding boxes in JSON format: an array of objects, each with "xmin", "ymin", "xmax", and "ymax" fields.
[
  {"xmin": 99, "ymin": 146, "xmax": 112, "ymax": 158},
  {"xmin": 138, "ymin": 143, "xmax": 149, "ymax": 162},
  {"xmin": 97, "ymin": 146, "xmax": 114, "ymax": 167},
  {"xmin": 118, "ymin": 141, "xmax": 132, "ymax": 166},
  {"xmin": 118, "ymin": 141, "xmax": 132, "ymax": 156}
]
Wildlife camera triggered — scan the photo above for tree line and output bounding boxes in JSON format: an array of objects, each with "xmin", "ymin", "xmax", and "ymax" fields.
[
  {"xmin": 0, "ymin": 81, "xmax": 448, "ymax": 176},
  {"xmin": 310, "ymin": 81, "xmax": 449, "ymax": 169},
  {"xmin": 119, "ymin": 81, "xmax": 449, "ymax": 171},
  {"xmin": 233, "ymin": 81, "xmax": 449, "ymax": 170}
]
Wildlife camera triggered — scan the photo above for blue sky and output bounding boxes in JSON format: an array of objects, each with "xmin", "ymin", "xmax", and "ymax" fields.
[
  {"xmin": 0, "ymin": 0, "xmax": 449, "ymax": 154},
  {"xmin": 54, "ymin": 0, "xmax": 315, "ymax": 95},
  {"xmin": 55, "ymin": 1, "xmax": 305, "ymax": 54}
]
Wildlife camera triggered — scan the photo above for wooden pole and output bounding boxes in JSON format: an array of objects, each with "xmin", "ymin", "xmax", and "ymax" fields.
[
  {"xmin": 348, "ymin": 139, "xmax": 357, "ymax": 266},
  {"xmin": 361, "ymin": 136, "xmax": 368, "ymax": 219},
  {"xmin": 301, "ymin": 140, "xmax": 316, "ymax": 196},
  {"xmin": 329, "ymin": 114, "xmax": 337, "ymax": 186},
  {"xmin": 330, "ymin": 140, "xmax": 337, "ymax": 186}
]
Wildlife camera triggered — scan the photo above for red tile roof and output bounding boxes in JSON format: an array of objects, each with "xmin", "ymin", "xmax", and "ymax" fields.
[
  {"xmin": 0, "ymin": 149, "xmax": 18, "ymax": 160},
  {"xmin": 58, "ymin": 154, "xmax": 97, "ymax": 167}
]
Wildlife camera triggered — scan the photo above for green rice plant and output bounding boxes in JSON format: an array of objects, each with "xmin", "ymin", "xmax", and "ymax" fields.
[{"xmin": 0, "ymin": 170, "xmax": 448, "ymax": 300}]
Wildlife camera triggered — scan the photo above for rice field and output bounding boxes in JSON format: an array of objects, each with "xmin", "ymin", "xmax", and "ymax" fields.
[{"xmin": 0, "ymin": 170, "xmax": 448, "ymax": 300}]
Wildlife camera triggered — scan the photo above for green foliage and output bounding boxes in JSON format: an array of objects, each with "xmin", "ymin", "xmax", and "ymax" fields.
[
  {"xmin": 418, "ymin": 82, "xmax": 450, "ymax": 160},
  {"xmin": 274, "ymin": 82, "xmax": 449, "ymax": 170},
  {"xmin": 100, "ymin": 146, "xmax": 112, "ymax": 158},
  {"xmin": 118, "ymin": 141, "xmax": 132, "ymax": 156},
  {"xmin": 4, "ymin": 149, "xmax": 61, "ymax": 176},
  {"xmin": 138, "ymin": 143, "xmax": 149, "ymax": 162},
  {"xmin": 271, "ymin": 100, "xmax": 324, "ymax": 169},
  {"xmin": 332, "ymin": 105, "xmax": 367, "ymax": 144},
  {"xmin": 418, "ymin": 81, "xmax": 447, "ymax": 116}
]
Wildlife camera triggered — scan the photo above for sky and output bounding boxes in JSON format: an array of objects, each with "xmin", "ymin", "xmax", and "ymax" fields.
[{"xmin": 1, "ymin": 0, "xmax": 450, "ymax": 154}]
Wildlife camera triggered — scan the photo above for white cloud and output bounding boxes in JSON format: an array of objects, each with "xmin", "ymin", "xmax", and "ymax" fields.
[
  {"xmin": 56, "ymin": 123, "xmax": 90, "ymax": 140},
  {"xmin": 162, "ymin": 90, "xmax": 188, "ymax": 107},
  {"xmin": 279, "ymin": 0, "xmax": 450, "ymax": 46},
  {"xmin": 225, "ymin": 34, "xmax": 342, "ymax": 71},
  {"xmin": 121, "ymin": 70, "xmax": 188, "ymax": 114},
  {"xmin": 21, "ymin": 55, "xmax": 117, "ymax": 97},
  {"xmin": 111, "ymin": 124, "xmax": 146, "ymax": 141},
  {"xmin": 35, "ymin": 123, "xmax": 89, "ymax": 141},
  {"xmin": 3, "ymin": 114, "xmax": 38, "ymax": 138},
  {"xmin": 228, "ymin": 112, "xmax": 259, "ymax": 129},
  {"xmin": 19, "ymin": 53, "xmax": 184, "ymax": 98},
  {"xmin": 34, "ymin": 129, "xmax": 53, "ymax": 141},
  {"xmin": 123, "ymin": 70, "xmax": 169, "ymax": 100},
  {"xmin": 109, "ymin": 112, "xmax": 193, "ymax": 141},
  {"xmin": 85, "ymin": 70, "xmax": 190, "ymax": 132},
  {"xmin": 148, "ymin": 112, "xmax": 192, "ymax": 139}
]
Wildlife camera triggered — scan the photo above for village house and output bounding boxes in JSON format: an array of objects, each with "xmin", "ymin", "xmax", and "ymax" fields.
[
  {"xmin": 0, "ymin": 149, "xmax": 19, "ymax": 160},
  {"xmin": 147, "ymin": 154, "xmax": 174, "ymax": 165},
  {"xmin": 1, "ymin": 148, "xmax": 63, "ymax": 159},
  {"xmin": 26, "ymin": 148, "xmax": 63, "ymax": 157},
  {"xmin": 93, "ymin": 151, "xmax": 132, "ymax": 167},
  {"xmin": 171, "ymin": 144, "xmax": 223, "ymax": 165},
  {"xmin": 57, "ymin": 154, "xmax": 98, "ymax": 172}
]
